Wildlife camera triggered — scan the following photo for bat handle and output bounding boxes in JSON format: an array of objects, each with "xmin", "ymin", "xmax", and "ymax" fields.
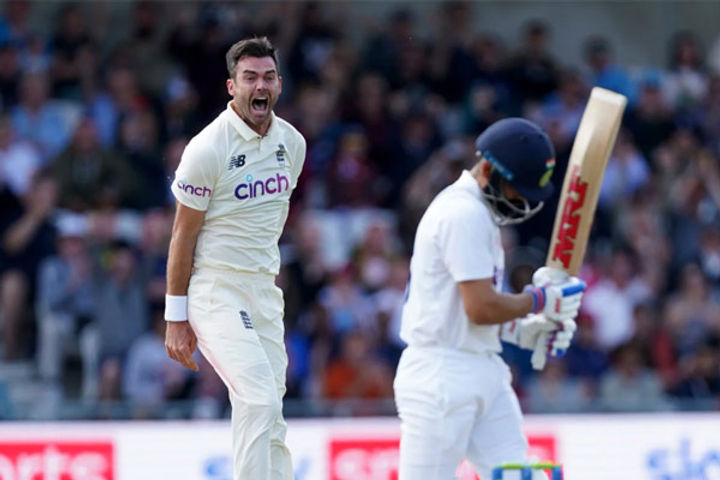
[{"xmin": 560, "ymin": 280, "xmax": 586, "ymax": 297}]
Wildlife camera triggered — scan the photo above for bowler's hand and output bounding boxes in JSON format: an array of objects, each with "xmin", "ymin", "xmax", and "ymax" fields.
[{"xmin": 165, "ymin": 321, "xmax": 199, "ymax": 371}]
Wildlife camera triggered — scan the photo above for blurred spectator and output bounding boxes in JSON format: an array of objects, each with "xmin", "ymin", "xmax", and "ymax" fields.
[
  {"xmin": 583, "ymin": 36, "xmax": 636, "ymax": 104},
  {"xmin": 11, "ymin": 72, "xmax": 77, "ymax": 161},
  {"xmin": 83, "ymin": 241, "xmax": 149, "ymax": 399},
  {"xmin": 531, "ymin": 70, "xmax": 587, "ymax": 147},
  {"xmin": 598, "ymin": 130, "xmax": 650, "ymax": 211},
  {"xmin": 19, "ymin": 33, "xmax": 50, "ymax": 74},
  {"xmin": 388, "ymin": 111, "xmax": 441, "ymax": 200},
  {"xmin": 0, "ymin": 170, "xmax": 57, "ymax": 360},
  {"xmin": 598, "ymin": 342, "xmax": 669, "ymax": 412},
  {"xmin": 697, "ymin": 75, "xmax": 720, "ymax": 155},
  {"xmin": 343, "ymin": 73, "xmax": 398, "ymax": 176},
  {"xmin": 88, "ymin": 66, "xmax": 150, "ymax": 148},
  {"xmin": 117, "ymin": 111, "xmax": 166, "ymax": 210},
  {"xmin": 460, "ymin": 81, "xmax": 505, "ymax": 136},
  {"xmin": 123, "ymin": 305, "xmax": 189, "ymax": 413},
  {"xmin": 627, "ymin": 303, "xmax": 676, "ymax": 387},
  {"xmin": 370, "ymin": 257, "xmax": 409, "ymax": 365},
  {"xmin": 318, "ymin": 264, "xmax": 374, "ymax": 337},
  {"xmin": 322, "ymin": 330, "xmax": 394, "ymax": 400},
  {"xmin": 121, "ymin": 2, "xmax": 174, "ymax": 98},
  {"xmin": 582, "ymin": 249, "xmax": 640, "ymax": 350},
  {"xmin": 281, "ymin": 212, "xmax": 330, "ymax": 328},
  {"xmin": 168, "ymin": 15, "xmax": 230, "ymax": 124},
  {"xmin": 35, "ymin": 214, "xmax": 95, "ymax": 385},
  {"xmin": 325, "ymin": 127, "xmax": 381, "ymax": 207},
  {"xmin": 0, "ymin": 0, "xmax": 32, "ymax": 48},
  {"xmin": 50, "ymin": 3, "xmax": 94, "ymax": 101},
  {"xmin": 139, "ymin": 208, "xmax": 172, "ymax": 304},
  {"xmin": 51, "ymin": 117, "xmax": 135, "ymax": 211},
  {"xmin": 353, "ymin": 218, "xmax": 400, "ymax": 293},
  {"xmin": 506, "ymin": 20, "xmax": 560, "ymax": 103},
  {"xmin": 0, "ymin": 44, "xmax": 21, "ymax": 105},
  {"xmin": 287, "ymin": 2, "xmax": 338, "ymax": 85},
  {"xmin": 668, "ymin": 336, "xmax": 720, "ymax": 404},
  {"xmin": 664, "ymin": 263, "xmax": 720, "ymax": 357},
  {"xmin": 625, "ymin": 72, "xmax": 676, "ymax": 159},
  {"xmin": 524, "ymin": 358, "xmax": 592, "ymax": 413},
  {"xmin": 359, "ymin": 9, "xmax": 416, "ymax": 90},
  {"xmin": 0, "ymin": 113, "xmax": 42, "ymax": 196},
  {"xmin": 699, "ymin": 226, "xmax": 720, "ymax": 286},
  {"xmin": 664, "ymin": 31, "xmax": 707, "ymax": 111},
  {"xmin": 564, "ymin": 313, "xmax": 609, "ymax": 383}
]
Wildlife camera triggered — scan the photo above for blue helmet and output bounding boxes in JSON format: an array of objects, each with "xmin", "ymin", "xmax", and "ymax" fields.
[{"xmin": 475, "ymin": 118, "xmax": 556, "ymax": 225}]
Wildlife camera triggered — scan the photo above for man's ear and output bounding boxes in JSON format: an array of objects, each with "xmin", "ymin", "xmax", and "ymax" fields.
[
  {"xmin": 226, "ymin": 78, "xmax": 234, "ymax": 97},
  {"xmin": 481, "ymin": 158, "xmax": 493, "ymax": 178}
]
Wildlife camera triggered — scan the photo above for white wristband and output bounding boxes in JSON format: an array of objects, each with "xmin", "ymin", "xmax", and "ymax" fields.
[{"xmin": 164, "ymin": 294, "xmax": 188, "ymax": 322}]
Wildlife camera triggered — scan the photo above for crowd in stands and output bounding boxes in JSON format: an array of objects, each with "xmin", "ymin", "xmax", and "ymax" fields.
[{"xmin": 1, "ymin": 1, "xmax": 720, "ymax": 419}]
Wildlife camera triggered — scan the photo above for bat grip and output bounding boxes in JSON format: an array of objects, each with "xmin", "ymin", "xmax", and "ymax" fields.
[{"xmin": 560, "ymin": 280, "xmax": 586, "ymax": 297}]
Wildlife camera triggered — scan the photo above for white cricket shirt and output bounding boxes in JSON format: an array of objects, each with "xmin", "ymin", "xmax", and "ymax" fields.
[
  {"xmin": 400, "ymin": 170, "xmax": 505, "ymax": 353},
  {"xmin": 171, "ymin": 103, "xmax": 306, "ymax": 275}
]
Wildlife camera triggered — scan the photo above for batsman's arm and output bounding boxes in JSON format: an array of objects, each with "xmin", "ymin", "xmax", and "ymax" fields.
[
  {"xmin": 165, "ymin": 201, "xmax": 205, "ymax": 371},
  {"xmin": 458, "ymin": 278, "xmax": 534, "ymax": 325}
]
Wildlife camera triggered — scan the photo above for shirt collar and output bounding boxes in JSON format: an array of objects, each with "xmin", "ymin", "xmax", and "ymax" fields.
[
  {"xmin": 225, "ymin": 101, "xmax": 278, "ymax": 142},
  {"xmin": 457, "ymin": 169, "xmax": 483, "ymax": 200}
]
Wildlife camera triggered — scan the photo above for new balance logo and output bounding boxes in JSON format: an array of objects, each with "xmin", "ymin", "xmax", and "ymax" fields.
[
  {"xmin": 239, "ymin": 310, "xmax": 253, "ymax": 329},
  {"xmin": 228, "ymin": 154, "xmax": 246, "ymax": 170}
]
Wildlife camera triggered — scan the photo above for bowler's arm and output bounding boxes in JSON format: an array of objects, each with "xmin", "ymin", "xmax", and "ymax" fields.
[
  {"xmin": 458, "ymin": 279, "xmax": 533, "ymax": 325},
  {"xmin": 167, "ymin": 202, "xmax": 205, "ymax": 295},
  {"xmin": 165, "ymin": 201, "xmax": 205, "ymax": 371}
]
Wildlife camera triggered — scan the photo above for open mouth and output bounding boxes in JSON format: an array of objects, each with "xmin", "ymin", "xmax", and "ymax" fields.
[{"xmin": 251, "ymin": 97, "xmax": 269, "ymax": 113}]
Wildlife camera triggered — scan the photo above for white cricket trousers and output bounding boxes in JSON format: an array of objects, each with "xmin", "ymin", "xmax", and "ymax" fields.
[
  {"xmin": 188, "ymin": 268, "xmax": 292, "ymax": 480},
  {"xmin": 394, "ymin": 346, "xmax": 534, "ymax": 480}
]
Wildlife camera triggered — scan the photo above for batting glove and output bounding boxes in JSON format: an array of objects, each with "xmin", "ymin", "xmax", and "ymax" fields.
[
  {"xmin": 529, "ymin": 317, "xmax": 578, "ymax": 370},
  {"xmin": 524, "ymin": 268, "xmax": 586, "ymax": 322},
  {"xmin": 499, "ymin": 314, "xmax": 558, "ymax": 351}
]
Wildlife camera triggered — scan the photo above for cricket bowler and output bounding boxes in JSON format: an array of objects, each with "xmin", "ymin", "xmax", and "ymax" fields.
[
  {"xmin": 394, "ymin": 118, "xmax": 585, "ymax": 480},
  {"xmin": 164, "ymin": 37, "xmax": 305, "ymax": 480}
]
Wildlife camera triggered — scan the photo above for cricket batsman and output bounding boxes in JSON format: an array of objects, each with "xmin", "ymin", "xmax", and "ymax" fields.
[
  {"xmin": 394, "ymin": 118, "xmax": 585, "ymax": 479},
  {"xmin": 163, "ymin": 37, "xmax": 305, "ymax": 480}
]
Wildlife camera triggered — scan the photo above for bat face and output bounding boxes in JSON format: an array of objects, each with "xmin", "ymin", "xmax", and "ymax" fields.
[
  {"xmin": 546, "ymin": 87, "xmax": 627, "ymax": 276},
  {"xmin": 550, "ymin": 164, "xmax": 588, "ymax": 270}
]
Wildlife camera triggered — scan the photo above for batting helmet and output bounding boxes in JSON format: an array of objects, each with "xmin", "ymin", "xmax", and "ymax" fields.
[
  {"xmin": 474, "ymin": 118, "xmax": 556, "ymax": 225},
  {"xmin": 475, "ymin": 117, "xmax": 556, "ymax": 202}
]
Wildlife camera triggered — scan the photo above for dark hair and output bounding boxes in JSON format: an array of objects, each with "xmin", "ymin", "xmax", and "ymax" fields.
[{"xmin": 225, "ymin": 37, "xmax": 279, "ymax": 78}]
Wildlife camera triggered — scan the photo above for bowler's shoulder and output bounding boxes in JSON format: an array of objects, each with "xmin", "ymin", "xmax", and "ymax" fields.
[
  {"xmin": 183, "ymin": 122, "xmax": 223, "ymax": 165},
  {"xmin": 275, "ymin": 116, "xmax": 306, "ymax": 148}
]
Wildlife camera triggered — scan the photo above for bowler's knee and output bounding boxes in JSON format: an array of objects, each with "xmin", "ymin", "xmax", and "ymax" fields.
[{"xmin": 245, "ymin": 394, "xmax": 283, "ymax": 428}]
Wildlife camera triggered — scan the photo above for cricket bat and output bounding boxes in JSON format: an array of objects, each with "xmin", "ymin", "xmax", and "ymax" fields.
[{"xmin": 532, "ymin": 87, "xmax": 627, "ymax": 370}]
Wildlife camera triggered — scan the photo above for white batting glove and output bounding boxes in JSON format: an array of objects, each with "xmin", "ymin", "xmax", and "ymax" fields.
[
  {"xmin": 524, "ymin": 267, "xmax": 586, "ymax": 322},
  {"xmin": 524, "ymin": 267, "xmax": 584, "ymax": 370},
  {"xmin": 530, "ymin": 317, "xmax": 578, "ymax": 370},
  {"xmin": 499, "ymin": 314, "xmax": 558, "ymax": 351}
]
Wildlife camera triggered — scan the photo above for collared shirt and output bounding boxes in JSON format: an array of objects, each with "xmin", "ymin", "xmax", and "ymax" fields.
[
  {"xmin": 171, "ymin": 102, "xmax": 306, "ymax": 275},
  {"xmin": 400, "ymin": 170, "xmax": 505, "ymax": 354}
]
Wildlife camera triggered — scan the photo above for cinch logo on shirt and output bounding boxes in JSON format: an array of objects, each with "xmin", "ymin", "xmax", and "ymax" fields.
[
  {"xmin": 177, "ymin": 179, "xmax": 212, "ymax": 197},
  {"xmin": 234, "ymin": 173, "xmax": 290, "ymax": 200}
]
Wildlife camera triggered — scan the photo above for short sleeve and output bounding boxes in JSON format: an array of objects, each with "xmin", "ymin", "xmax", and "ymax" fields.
[
  {"xmin": 438, "ymin": 204, "xmax": 495, "ymax": 282},
  {"xmin": 290, "ymin": 133, "xmax": 307, "ymax": 189},
  {"xmin": 171, "ymin": 139, "xmax": 219, "ymax": 211}
]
